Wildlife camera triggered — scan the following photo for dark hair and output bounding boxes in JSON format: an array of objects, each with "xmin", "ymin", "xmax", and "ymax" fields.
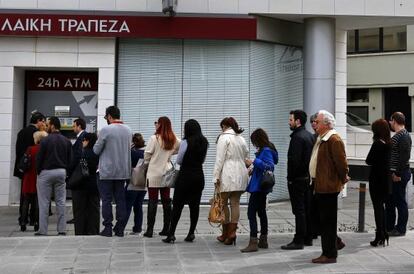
[
  {"xmin": 372, "ymin": 119, "xmax": 391, "ymax": 145},
  {"xmin": 184, "ymin": 119, "xmax": 209, "ymax": 162},
  {"xmin": 220, "ymin": 117, "xmax": 244, "ymax": 134},
  {"xmin": 290, "ymin": 110, "xmax": 307, "ymax": 126},
  {"xmin": 105, "ymin": 106, "xmax": 121, "ymax": 120},
  {"xmin": 48, "ymin": 116, "xmax": 61, "ymax": 130},
  {"xmin": 132, "ymin": 133, "xmax": 145, "ymax": 148},
  {"xmin": 310, "ymin": 113, "xmax": 318, "ymax": 123},
  {"xmin": 250, "ymin": 128, "xmax": 276, "ymax": 151},
  {"xmin": 156, "ymin": 116, "xmax": 176, "ymax": 150},
  {"xmin": 83, "ymin": 132, "xmax": 98, "ymax": 149},
  {"xmin": 74, "ymin": 118, "xmax": 86, "ymax": 130},
  {"xmin": 30, "ymin": 112, "xmax": 45, "ymax": 124},
  {"xmin": 391, "ymin": 112, "xmax": 405, "ymax": 125}
]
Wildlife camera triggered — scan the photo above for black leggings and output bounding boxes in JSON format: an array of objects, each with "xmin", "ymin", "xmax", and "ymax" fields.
[{"xmin": 169, "ymin": 190, "xmax": 202, "ymax": 236}]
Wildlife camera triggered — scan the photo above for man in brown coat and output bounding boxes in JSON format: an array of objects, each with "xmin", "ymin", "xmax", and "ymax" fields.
[{"xmin": 309, "ymin": 110, "xmax": 349, "ymax": 264}]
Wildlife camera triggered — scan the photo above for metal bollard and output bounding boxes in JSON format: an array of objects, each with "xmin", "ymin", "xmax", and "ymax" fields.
[{"xmin": 357, "ymin": 182, "xmax": 366, "ymax": 233}]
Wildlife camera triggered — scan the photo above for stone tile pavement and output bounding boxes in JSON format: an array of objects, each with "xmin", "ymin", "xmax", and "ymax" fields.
[{"xmin": 1, "ymin": 180, "xmax": 414, "ymax": 273}]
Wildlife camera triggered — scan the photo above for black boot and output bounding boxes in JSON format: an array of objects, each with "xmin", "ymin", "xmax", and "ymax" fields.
[
  {"xmin": 159, "ymin": 199, "xmax": 172, "ymax": 236},
  {"xmin": 143, "ymin": 200, "xmax": 158, "ymax": 238}
]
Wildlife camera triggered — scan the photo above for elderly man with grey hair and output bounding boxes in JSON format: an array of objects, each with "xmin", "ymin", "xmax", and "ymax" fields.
[{"xmin": 309, "ymin": 110, "xmax": 349, "ymax": 264}]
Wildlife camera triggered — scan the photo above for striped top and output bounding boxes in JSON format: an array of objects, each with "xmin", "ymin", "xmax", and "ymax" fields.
[{"xmin": 390, "ymin": 128, "xmax": 412, "ymax": 176}]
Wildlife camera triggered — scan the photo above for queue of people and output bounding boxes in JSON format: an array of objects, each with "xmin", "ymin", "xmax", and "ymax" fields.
[{"xmin": 13, "ymin": 106, "xmax": 412, "ymax": 264}]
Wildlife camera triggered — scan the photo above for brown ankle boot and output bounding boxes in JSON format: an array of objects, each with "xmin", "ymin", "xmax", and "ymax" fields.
[
  {"xmin": 217, "ymin": 223, "xmax": 228, "ymax": 243},
  {"xmin": 258, "ymin": 234, "xmax": 268, "ymax": 249},
  {"xmin": 240, "ymin": 237, "xmax": 258, "ymax": 252},
  {"xmin": 224, "ymin": 223, "xmax": 237, "ymax": 245}
]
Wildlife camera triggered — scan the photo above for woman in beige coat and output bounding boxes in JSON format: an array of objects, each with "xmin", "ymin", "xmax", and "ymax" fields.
[
  {"xmin": 143, "ymin": 116, "xmax": 180, "ymax": 238},
  {"xmin": 214, "ymin": 117, "xmax": 249, "ymax": 245}
]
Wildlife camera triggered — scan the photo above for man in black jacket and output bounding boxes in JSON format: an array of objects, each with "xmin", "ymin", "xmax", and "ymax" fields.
[
  {"xmin": 282, "ymin": 110, "xmax": 315, "ymax": 250},
  {"xmin": 14, "ymin": 112, "xmax": 46, "ymax": 230},
  {"xmin": 67, "ymin": 118, "xmax": 87, "ymax": 224}
]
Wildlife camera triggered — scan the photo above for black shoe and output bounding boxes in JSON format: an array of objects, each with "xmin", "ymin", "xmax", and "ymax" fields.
[
  {"xmin": 20, "ymin": 224, "xmax": 26, "ymax": 232},
  {"xmin": 57, "ymin": 232, "xmax": 66, "ymax": 236},
  {"xmin": 114, "ymin": 230, "xmax": 124, "ymax": 237},
  {"xmin": 388, "ymin": 229, "xmax": 405, "ymax": 237},
  {"xmin": 304, "ymin": 240, "xmax": 313, "ymax": 246},
  {"xmin": 281, "ymin": 241, "xmax": 304, "ymax": 250},
  {"xmin": 66, "ymin": 218, "xmax": 75, "ymax": 224},
  {"xmin": 34, "ymin": 224, "xmax": 39, "ymax": 232},
  {"xmin": 162, "ymin": 235, "xmax": 176, "ymax": 244},
  {"xmin": 159, "ymin": 228, "xmax": 169, "ymax": 236},
  {"xmin": 184, "ymin": 234, "xmax": 195, "ymax": 242},
  {"xmin": 100, "ymin": 227, "xmax": 112, "ymax": 237}
]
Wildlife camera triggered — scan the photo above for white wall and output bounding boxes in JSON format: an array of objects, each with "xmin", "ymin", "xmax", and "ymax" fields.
[
  {"xmin": 0, "ymin": 37, "xmax": 115, "ymax": 205},
  {"xmin": 0, "ymin": 0, "xmax": 413, "ymax": 16}
]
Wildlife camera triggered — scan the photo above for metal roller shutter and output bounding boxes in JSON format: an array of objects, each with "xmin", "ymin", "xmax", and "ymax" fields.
[
  {"xmin": 117, "ymin": 38, "xmax": 303, "ymax": 203},
  {"xmin": 182, "ymin": 40, "xmax": 250, "ymax": 203}
]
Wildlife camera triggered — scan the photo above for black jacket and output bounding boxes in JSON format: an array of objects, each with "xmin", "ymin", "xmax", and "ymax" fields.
[
  {"xmin": 287, "ymin": 126, "xmax": 315, "ymax": 181},
  {"xmin": 36, "ymin": 132, "xmax": 73, "ymax": 174},
  {"xmin": 69, "ymin": 131, "xmax": 87, "ymax": 175},
  {"xmin": 14, "ymin": 124, "xmax": 38, "ymax": 179},
  {"xmin": 366, "ymin": 140, "xmax": 391, "ymax": 196}
]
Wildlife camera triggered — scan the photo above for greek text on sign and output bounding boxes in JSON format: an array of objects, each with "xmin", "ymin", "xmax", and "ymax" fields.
[{"xmin": 1, "ymin": 18, "xmax": 130, "ymax": 33}]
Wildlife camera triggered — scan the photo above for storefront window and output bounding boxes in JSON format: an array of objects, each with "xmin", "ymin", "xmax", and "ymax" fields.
[
  {"xmin": 347, "ymin": 88, "xmax": 369, "ymax": 103},
  {"xmin": 383, "ymin": 26, "xmax": 406, "ymax": 51}
]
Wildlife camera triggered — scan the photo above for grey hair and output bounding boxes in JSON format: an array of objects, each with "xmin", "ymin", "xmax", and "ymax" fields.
[{"xmin": 317, "ymin": 110, "xmax": 336, "ymax": 129}]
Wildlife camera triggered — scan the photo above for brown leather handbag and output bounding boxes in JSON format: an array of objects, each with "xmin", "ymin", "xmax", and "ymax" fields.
[{"xmin": 208, "ymin": 184, "xmax": 225, "ymax": 226}]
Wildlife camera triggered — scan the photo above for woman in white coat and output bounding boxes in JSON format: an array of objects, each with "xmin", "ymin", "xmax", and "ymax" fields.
[
  {"xmin": 213, "ymin": 117, "xmax": 249, "ymax": 245},
  {"xmin": 143, "ymin": 116, "xmax": 180, "ymax": 238}
]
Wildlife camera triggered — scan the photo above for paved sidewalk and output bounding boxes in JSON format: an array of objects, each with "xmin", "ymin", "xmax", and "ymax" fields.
[
  {"xmin": 0, "ymin": 180, "xmax": 414, "ymax": 273},
  {"xmin": 1, "ymin": 232, "xmax": 414, "ymax": 273}
]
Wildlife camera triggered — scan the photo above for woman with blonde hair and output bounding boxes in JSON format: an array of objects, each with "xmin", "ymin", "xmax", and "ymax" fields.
[
  {"xmin": 21, "ymin": 130, "xmax": 48, "ymax": 232},
  {"xmin": 214, "ymin": 117, "xmax": 249, "ymax": 245},
  {"xmin": 143, "ymin": 116, "xmax": 180, "ymax": 238}
]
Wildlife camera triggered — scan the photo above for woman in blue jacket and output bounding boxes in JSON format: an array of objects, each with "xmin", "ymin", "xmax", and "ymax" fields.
[{"xmin": 241, "ymin": 128, "xmax": 278, "ymax": 252}]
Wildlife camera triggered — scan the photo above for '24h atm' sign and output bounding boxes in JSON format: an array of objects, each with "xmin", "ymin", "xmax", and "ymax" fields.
[{"xmin": 0, "ymin": 13, "xmax": 257, "ymax": 39}]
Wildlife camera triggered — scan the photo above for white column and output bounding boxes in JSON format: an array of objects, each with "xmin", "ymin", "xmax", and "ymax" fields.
[{"xmin": 304, "ymin": 18, "xmax": 336, "ymax": 117}]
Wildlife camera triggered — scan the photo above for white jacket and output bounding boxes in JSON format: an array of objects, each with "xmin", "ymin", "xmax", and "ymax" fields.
[{"xmin": 213, "ymin": 128, "xmax": 249, "ymax": 192}]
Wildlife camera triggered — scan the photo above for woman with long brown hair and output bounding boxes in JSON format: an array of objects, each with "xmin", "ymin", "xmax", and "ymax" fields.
[
  {"xmin": 366, "ymin": 118, "xmax": 391, "ymax": 247},
  {"xmin": 213, "ymin": 117, "xmax": 249, "ymax": 245},
  {"xmin": 143, "ymin": 116, "xmax": 180, "ymax": 238}
]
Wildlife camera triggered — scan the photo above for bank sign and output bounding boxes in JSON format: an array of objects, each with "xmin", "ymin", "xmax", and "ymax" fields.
[{"xmin": 0, "ymin": 14, "xmax": 256, "ymax": 39}]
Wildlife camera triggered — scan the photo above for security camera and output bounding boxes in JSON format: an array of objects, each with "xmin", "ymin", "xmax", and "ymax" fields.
[{"xmin": 162, "ymin": 0, "xmax": 177, "ymax": 17}]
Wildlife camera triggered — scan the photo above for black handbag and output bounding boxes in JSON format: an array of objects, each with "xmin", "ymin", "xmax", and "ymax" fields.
[
  {"xmin": 260, "ymin": 170, "xmax": 275, "ymax": 191},
  {"xmin": 67, "ymin": 158, "xmax": 89, "ymax": 189}
]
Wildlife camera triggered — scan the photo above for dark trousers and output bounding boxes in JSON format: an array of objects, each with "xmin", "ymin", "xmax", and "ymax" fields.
[
  {"xmin": 98, "ymin": 180, "xmax": 127, "ymax": 231},
  {"xmin": 125, "ymin": 189, "xmax": 147, "ymax": 233},
  {"xmin": 169, "ymin": 191, "xmax": 202, "ymax": 236},
  {"xmin": 288, "ymin": 180, "xmax": 312, "ymax": 244},
  {"xmin": 21, "ymin": 193, "xmax": 38, "ymax": 226},
  {"xmin": 369, "ymin": 184, "xmax": 386, "ymax": 239},
  {"xmin": 72, "ymin": 189, "xmax": 100, "ymax": 235},
  {"xmin": 386, "ymin": 169, "xmax": 411, "ymax": 233},
  {"xmin": 316, "ymin": 192, "xmax": 339, "ymax": 259},
  {"xmin": 247, "ymin": 192, "xmax": 268, "ymax": 238}
]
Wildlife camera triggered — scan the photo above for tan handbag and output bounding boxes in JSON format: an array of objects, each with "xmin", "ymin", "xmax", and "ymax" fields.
[{"xmin": 208, "ymin": 184, "xmax": 225, "ymax": 226}]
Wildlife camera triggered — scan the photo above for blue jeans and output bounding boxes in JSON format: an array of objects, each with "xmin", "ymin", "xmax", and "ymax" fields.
[
  {"xmin": 98, "ymin": 179, "xmax": 127, "ymax": 231},
  {"xmin": 386, "ymin": 169, "xmax": 411, "ymax": 233},
  {"xmin": 247, "ymin": 192, "xmax": 268, "ymax": 238},
  {"xmin": 125, "ymin": 188, "xmax": 146, "ymax": 233}
]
